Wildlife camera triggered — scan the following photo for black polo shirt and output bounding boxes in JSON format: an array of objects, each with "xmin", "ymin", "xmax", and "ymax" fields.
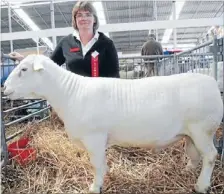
[{"xmin": 50, "ymin": 31, "xmax": 120, "ymax": 78}]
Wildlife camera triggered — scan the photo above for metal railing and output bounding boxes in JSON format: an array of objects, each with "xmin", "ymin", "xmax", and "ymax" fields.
[{"xmin": 1, "ymin": 98, "xmax": 51, "ymax": 168}]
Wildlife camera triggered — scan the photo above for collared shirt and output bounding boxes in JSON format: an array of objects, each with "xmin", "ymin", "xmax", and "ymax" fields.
[
  {"xmin": 73, "ymin": 31, "xmax": 99, "ymax": 57},
  {"xmin": 50, "ymin": 31, "xmax": 120, "ymax": 78}
]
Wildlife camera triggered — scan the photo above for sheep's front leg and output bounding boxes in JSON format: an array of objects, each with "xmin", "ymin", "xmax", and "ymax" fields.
[{"xmin": 82, "ymin": 133, "xmax": 108, "ymax": 193}]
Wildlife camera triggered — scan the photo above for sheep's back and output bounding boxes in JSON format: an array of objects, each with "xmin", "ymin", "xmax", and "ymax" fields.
[
  {"xmin": 109, "ymin": 73, "xmax": 220, "ymax": 118},
  {"xmin": 64, "ymin": 73, "xmax": 222, "ymax": 143}
]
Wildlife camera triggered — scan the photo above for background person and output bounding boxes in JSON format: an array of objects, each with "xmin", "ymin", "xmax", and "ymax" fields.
[{"xmin": 141, "ymin": 33, "xmax": 163, "ymax": 76}]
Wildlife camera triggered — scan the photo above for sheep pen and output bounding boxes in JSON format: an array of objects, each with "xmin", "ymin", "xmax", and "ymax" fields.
[{"xmin": 1, "ymin": 112, "xmax": 224, "ymax": 194}]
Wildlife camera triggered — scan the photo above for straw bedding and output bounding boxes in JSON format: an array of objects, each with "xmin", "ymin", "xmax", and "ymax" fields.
[{"xmin": 1, "ymin": 113, "xmax": 224, "ymax": 194}]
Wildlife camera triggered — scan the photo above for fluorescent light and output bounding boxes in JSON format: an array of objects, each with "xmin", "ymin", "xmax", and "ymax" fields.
[
  {"xmin": 93, "ymin": 1, "xmax": 109, "ymax": 38},
  {"xmin": 14, "ymin": 9, "xmax": 39, "ymax": 31},
  {"xmin": 168, "ymin": 1, "xmax": 185, "ymax": 20},
  {"xmin": 161, "ymin": 29, "xmax": 173, "ymax": 44},
  {"xmin": 14, "ymin": 8, "xmax": 53, "ymax": 50},
  {"xmin": 93, "ymin": 2, "xmax": 106, "ymax": 25},
  {"xmin": 161, "ymin": 1, "xmax": 186, "ymax": 44}
]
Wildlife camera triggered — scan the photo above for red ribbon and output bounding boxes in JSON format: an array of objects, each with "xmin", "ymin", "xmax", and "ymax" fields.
[{"xmin": 91, "ymin": 54, "xmax": 99, "ymax": 77}]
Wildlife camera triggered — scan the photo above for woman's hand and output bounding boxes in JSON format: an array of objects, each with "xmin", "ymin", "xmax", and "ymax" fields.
[{"xmin": 8, "ymin": 52, "xmax": 24, "ymax": 61}]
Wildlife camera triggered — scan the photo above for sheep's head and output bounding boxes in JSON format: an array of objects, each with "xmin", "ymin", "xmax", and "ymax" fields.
[{"xmin": 3, "ymin": 54, "xmax": 47, "ymax": 100}]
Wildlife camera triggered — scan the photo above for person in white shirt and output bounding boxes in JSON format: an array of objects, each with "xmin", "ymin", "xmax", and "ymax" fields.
[{"xmin": 9, "ymin": 1, "xmax": 120, "ymax": 78}]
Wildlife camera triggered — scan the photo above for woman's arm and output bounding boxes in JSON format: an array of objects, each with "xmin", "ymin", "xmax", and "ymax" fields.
[
  {"xmin": 50, "ymin": 38, "xmax": 66, "ymax": 66},
  {"xmin": 7, "ymin": 39, "xmax": 66, "ymax": 66},
  {"xmin": 104, "ymin": 40, "xmax": 120, "ymax": 78}
]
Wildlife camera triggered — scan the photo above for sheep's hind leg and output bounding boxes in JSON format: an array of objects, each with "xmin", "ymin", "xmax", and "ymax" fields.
[
  {"xmin": 185, "ymin": 136, "xmax": 201, "ymax": 171},
  {"xmin": 82, "ymin": 133, "xmax": 108, "ymax": 194},
  {"xmin": 188, "ymin": 123, "xmax": 218, "ymax": 193}
]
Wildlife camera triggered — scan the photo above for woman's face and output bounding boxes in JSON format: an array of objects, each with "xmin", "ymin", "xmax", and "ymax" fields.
[{"xmin": 76, "ymin": 10, "xmax": 95, "ymax": 31}]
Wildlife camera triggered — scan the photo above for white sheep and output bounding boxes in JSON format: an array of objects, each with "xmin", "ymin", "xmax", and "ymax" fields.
[
  {"xmin": 3, "ymin": 54, "xmax": 223, "ymax": 194},
  {"xmin": 187, "ymin": 61, "xmax": 223, "ymax": 92}
]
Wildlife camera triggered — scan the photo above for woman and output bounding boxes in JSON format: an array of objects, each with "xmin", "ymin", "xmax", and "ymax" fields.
[{"xmin": 9, "ymin": 1, "xmax": 120, "ymax": 78}]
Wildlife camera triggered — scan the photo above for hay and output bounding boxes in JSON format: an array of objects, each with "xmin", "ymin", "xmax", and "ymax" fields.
[{"xmin": 2, "ymin": 115, "xmax": 224, "ymax": 194}]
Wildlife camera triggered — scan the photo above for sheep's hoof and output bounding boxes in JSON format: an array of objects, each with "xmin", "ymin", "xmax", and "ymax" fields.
[
  {"xmin": 89, "ymin": 184, "xmax": 102, "ymax": 194},
  {"xmin": 193, "ymin": 184, "xmax": 211, "ymax": 194}
]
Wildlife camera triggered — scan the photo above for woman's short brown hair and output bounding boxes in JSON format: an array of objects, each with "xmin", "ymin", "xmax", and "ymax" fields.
[{"xmin": 72, "ymin": 1, "xmax": 99, "ymax": 33}]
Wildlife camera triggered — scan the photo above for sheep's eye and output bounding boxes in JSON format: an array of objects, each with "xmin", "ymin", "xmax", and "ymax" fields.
[{"xmin": 21, "ymin": 68, "xmax": 27, "ymax": 72}]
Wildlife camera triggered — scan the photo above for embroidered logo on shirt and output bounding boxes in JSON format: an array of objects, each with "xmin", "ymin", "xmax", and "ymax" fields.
[{"xmin": 70, "ymin": 47, "xmax": 80, "ymax": 52}]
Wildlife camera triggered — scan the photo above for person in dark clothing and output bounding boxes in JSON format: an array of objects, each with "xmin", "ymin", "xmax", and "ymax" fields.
[
  {"xmin": 51, "ymin": 32, "xmax": 119, "ymax": 78},
  {"xmin": 8, "ymin": 1, "xmax": 120, "ymax": 78},
  {"xmin": 141, "ymin": 33, "xmax": 163, "ymax": 76}
]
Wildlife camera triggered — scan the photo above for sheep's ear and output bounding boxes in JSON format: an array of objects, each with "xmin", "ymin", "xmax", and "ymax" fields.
[{"xmin": 33, "ymin": 56, "xmax": 45, "ymax": 71}]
